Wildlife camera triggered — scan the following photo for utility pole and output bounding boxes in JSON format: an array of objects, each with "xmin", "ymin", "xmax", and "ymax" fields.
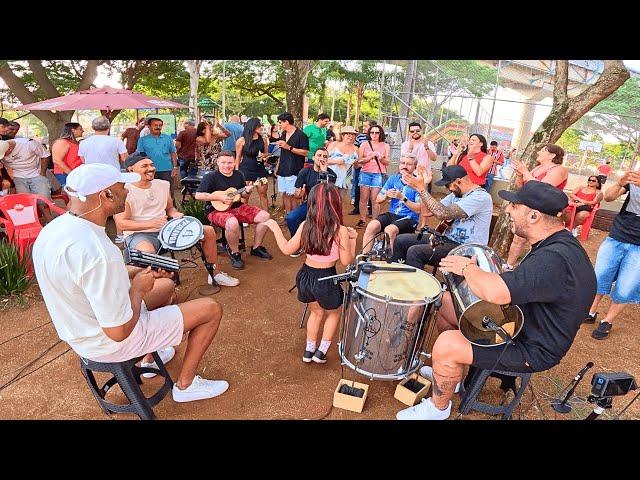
[{"xmin": 222, "ymin": 60, "xmax": 227, "ymax": 121}]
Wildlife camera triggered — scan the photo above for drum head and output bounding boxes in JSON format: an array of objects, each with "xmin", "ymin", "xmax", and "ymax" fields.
[
  {"xmin": 158, "ymin": 216, "xmax": 204, "ymax": 251},
  {"xmin": 364, "ymin": 262, "xmax": 441, "ymax": 302}
]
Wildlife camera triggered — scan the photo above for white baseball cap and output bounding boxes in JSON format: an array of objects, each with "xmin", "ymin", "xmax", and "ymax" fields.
[
  {"xmin": 0, "ymin": 140, "xmax": 12, "ymax": 160},
  {"xmin": 64, "ymin": 164, "xmax": 140, "ymax": 202}
]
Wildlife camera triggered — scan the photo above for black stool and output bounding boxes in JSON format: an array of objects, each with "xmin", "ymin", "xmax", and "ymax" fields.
[
  {"xmin": 219, "ymin": 223, "xmax": 247, "ymax": 253},
  {"xmin": 80, "ymin": 351, "xmax": 173, "ymax": 420},
  {"xmin": 180, "ymin": 174, "xmax": 203, "ymax": 207},
  {"xmin": 458, "ymin": 366, "xmax": 531, "ymax": 420}
]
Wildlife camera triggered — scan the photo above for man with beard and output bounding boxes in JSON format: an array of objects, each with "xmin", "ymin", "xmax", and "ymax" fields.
[
  {"xmin": 397, "ymin": 181, "xmax": 596, "ymax": 420},
  {"xmin": 33, "ymin": 164, "xmax": 230, "ymax": 404},
  {"xmin": 362, "ymin": 153, "xmax": 422, "ymax": 254},
  {"xmin": 401, "ymin": 122, "xmax": 437, "ymax": 191},
  {"xmin": 392, "ymin": 165, "xmax": 493, "ymax": 271}
]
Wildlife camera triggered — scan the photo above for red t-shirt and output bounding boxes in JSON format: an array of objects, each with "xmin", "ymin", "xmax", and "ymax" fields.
[
  {"xmin": 598, "ymin": 164, "xmax": 612, "ymax": 176},
  {"xmin": 176, "ymin": 128, "xmax": 198, "ymax": 161},
  {"xmin": 459, "ymin": 151, "xmax": 489, "ymax": 186}
]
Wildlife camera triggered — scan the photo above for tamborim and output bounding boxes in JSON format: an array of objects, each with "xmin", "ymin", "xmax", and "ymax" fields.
[
  {"xmin": 443, "ymin": 243, "xmax": 524, "ymax": 347},
  {"xmin": 158, "ymin": 216, "xmax": 204, "ymax": 251}
]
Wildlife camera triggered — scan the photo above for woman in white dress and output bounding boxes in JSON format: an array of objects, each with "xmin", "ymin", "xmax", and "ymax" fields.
[{"xmin": 327, "ymin": 125, "xmax": 358, "ymax": 191}]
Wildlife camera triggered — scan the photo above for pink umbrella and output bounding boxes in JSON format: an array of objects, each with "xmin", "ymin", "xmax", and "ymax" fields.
[{"xmin": 15, "ymin": 86, "xmax": 188, "ymax": 111}]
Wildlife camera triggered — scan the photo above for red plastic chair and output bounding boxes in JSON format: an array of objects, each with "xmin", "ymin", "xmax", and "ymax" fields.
[
  {"xmin": 0, "ymin": 193, "xmax": 67, "ymax": 260},
  {"xmin": 567, "ymin": 202, "xmax": 600, "ymax": 241}
]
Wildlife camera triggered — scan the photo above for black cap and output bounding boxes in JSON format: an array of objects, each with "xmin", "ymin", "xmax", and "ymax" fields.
[
  {"xmin": 435, "ymin": 165, "xmax": 468, "ymax": 186},
  {"xmin": 124, "ymin": 152, "xmax": 150, "ymax": 169},
  {"xmin": 498, "ymin": 181, "xmax": 568, "ymax": 216}
]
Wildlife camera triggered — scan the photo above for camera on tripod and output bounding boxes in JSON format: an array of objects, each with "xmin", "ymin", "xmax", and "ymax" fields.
[{"xmin": 590, "ymin": 372, "xmax": 637, "ymax": 398}]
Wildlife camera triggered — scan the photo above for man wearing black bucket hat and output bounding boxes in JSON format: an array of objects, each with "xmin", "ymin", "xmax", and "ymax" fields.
[{"xmin": 397, "ymin": 181, "xmax": 596, "ymax": 420}]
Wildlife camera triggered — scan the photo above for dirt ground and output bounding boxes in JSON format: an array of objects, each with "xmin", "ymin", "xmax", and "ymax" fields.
[{"xmin": 1, "ymin": 187, "xmax": 638, "ymax": 421}]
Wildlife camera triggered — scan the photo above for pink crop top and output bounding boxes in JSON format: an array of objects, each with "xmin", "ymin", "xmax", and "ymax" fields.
[{"xmin": 306, "ymin": 239, "xmax": 340, "ymax": 263}]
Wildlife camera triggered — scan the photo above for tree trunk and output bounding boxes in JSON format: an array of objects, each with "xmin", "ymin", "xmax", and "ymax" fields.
[
  {"xmin": 0, "ymin": 60, "xmax": 99, "ymax": 148},
  {"xmin": 187, "ymin": 60, "xmax": 203, "ymax": 121},
  {"xmin": 490, "ymin": 60, "xmax": 630, "ymax": 259},
  {"xmin": 354, "ymin": 81, "xmax": 365, "ymax": 130},
  {"xmin": 282, "ymin": 60, "xmax": 316, "ymax": 128},
  {"xmin": 346, "ymin": 90, "xmax": 352, "ymax": 126}
]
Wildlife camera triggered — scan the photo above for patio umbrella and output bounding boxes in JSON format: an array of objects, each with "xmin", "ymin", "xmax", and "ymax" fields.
[{"xmin": 15, "ymin": 86, "xmax": 189, "ymax": 111}]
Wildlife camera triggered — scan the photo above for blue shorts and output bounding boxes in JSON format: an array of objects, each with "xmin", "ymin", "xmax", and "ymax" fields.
[
  {"xmin": 594, "ymin": 236, "xmax": 640, "ymax": 304},
  {"xmin": 359, "ymin": 171, "xmax": 384, "ymax": 188}
]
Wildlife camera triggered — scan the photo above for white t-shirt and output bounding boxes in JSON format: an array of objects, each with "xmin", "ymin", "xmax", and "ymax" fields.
[
  {"xmin": 78, "ymin": 135, "xmax": 127, "ymax": 170},
  {"xmin": 33, "ymin": 213, "xmax": 134, "ymax": 359},
  {"xmin": 2, "ymin": 140, "xmax": 48, "ymax": 178},
  {"xmin": 123, "ymin": 179, "xmax": 170, "ymax": 237}
]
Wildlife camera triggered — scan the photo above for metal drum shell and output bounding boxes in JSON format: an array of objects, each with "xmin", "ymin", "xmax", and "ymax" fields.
[{"xmin": 444, "ymin": 243, "xmax": 524, "ymax": 347}]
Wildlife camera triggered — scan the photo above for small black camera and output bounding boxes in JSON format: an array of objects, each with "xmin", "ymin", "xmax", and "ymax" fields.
[{"xmin": 590, "ymin": 372, "xmax": 637, "ymax": 398}]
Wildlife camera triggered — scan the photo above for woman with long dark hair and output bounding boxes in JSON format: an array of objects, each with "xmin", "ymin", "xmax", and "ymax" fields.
[
  {"xmin": 236, "ymin": 117, "xmax": 270, "ymax": 210},
  {"xmin": 195, "ymin": 118, "xmax": 229, "ymax": 172},
  {"xmin": 447, "ymin": 133, "xmax": 493, "ymax": 187},
  {"xmin": 563, "ymin": 175, "xmax": 603, "ymax": 234},
  {"xmin": 263, "ymin": 183, "xmax": 358, "ymax": 363},
  {"xmin": 355, "ymin": 124, "xmax": 390, "ymax": 228},
  {"xmin": 51, "ymin": 122, "xmax": 84, "ymax": 185}
]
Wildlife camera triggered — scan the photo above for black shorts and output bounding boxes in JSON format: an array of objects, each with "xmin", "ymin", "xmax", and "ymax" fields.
[
  {"xmin": 296, "ymin": 264, "xmax": 343, "ymax": 310},
  {"xmin": 471, "ymin": 342, "xmax": 536, "ymax": 373},
  {"xmin": 575, "ymin": 204, "xmax": 592, "ymax": 213},
  {"xmin": 376, "ymin": 212, "xmax": 418, "ymax": 234}
]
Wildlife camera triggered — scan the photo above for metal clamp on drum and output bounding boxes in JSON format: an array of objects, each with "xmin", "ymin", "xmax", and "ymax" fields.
[
  {"xmin": 443, "ymin": 243, "xmax": 524, "ymax": 347},
  {"xmin": 158, "ymin": 216, "xmax": 205, "ymax": 251}
]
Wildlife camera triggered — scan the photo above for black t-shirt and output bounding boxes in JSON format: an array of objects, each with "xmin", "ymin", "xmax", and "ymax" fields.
[
  {"xmin": 198, "ymin": 170, "xmax": 246, "ymax": 215},
  {"xmin": 609, "ymin": 184, "xmax": 640, "ymax": 245},
  {"xmin": 500, "ymin": 229, "xmax": 596, "ymax": 371},
  {"xmin": 278, "ymin": 128, "xmax": 309, "ymax": 177},
  {"xmin": 295, "ymin": 167, "xmax": 337, "ymax": 197}
]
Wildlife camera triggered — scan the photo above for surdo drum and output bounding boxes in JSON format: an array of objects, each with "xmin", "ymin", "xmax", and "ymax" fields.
[{"xmin": 339, "ymin": 262, "xmax": 443, "ymax": 380}]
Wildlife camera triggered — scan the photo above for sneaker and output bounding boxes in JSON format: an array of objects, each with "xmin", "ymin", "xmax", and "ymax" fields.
[
  {"xmin": 250, "ymin": 245, "xmax": 273, "ymax": 260},
  {"xmin": 355, "ymin": 220, "xmax": 366, "ymax": 229},
  {"xmin": 312, "ymin": 350, "xmax": 327, "ymax": 364},
  {"xmin": 140, "ymin": 347, "xmax": 176, "ymax": 379},
  {"xmin": 289, "ymin": 248, "xmax": 304, "ymax": 258},
  {"xmin": 242, "ymin": 222, "xmax": 249, "ymax": 227},
  {"xmin": 302, "ymin": 350, "xmax": 315, "ymax": 363},
  {"xmin": 502, "ymin": 263, "xmax": 514, "ymax": 272},
  {"xmin": 419, "ymin": 365, "xmax": 460, "ymax": 393},
  {"xmin": 396, "ymin": 397, "xmax": 451, "ymax": 420},
  {"xmin": 172, "ymin": 375, "xmax": 229, "ymax": 403},
  {"xmin": 592, "ymin": 321, "xmax": 612, "ymax": 340},
  {"xmin": 583, "ymin": 312, "xmax": 597, "ymax": 324},
  {"xmin": 572, "ymin": 227, "xmax": 580, "ymax": 237},
  {"xmin": 230, "ymin": 252, "xmax": 244, "ymax": 270},
  {"xmin": 217, "ymin": 242, "xmax": 227, "ymax": 253},
  {"xmin": 209, "ymin": 271, "xmax": 240, "ymax": 287},
  {"xmin": 350, "ymin": 198, "xmax": 355, "ymax": 205}
]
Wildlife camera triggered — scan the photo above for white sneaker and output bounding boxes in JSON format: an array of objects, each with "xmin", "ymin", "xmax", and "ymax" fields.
[
  {"xmin": 140, "ymin": 347, "xmax": 176, "ymax": 378},
  {"xmin": 396, "ymin": 397, "xmax": 451, "ymax": 420},
  {"xmin": 172, "ymin": 375, "xmax": 229, "ymax": 403},
  {"xmin": 209, "ymin": 271, "xmax": 240, "ymax": 287},
  {"xmin": 419, "ymin": 365, "xmax": 460, "ymax": 393}
]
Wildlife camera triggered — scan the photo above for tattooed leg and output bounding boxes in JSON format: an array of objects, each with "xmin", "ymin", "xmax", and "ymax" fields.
[{"xmin": 431, "ymin": 330, "xmax": 473, "ymax": 410}]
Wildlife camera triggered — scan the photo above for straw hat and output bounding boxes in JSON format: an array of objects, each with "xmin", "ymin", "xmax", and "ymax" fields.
[{"xmin": 340, "ymin": 125, "xmax": 357, "ymax": 135}]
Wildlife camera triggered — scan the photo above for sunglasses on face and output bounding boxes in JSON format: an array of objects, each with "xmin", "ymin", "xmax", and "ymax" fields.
[
  {"xmin": 588, "ymin": 179, "xmax": 597, "ymax": 182},
  {"xmin": 409, "ymin": 129, "xmax": 421, "ymax": 133},
  {"xmin": 370, "ymin": 131, "xmax": 380, "ymax": 135}
]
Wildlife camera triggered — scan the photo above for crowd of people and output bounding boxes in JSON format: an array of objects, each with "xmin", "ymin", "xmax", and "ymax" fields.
[{"xmin": 1, "ymin": 110, "xmax": 638, "ymax": 421}]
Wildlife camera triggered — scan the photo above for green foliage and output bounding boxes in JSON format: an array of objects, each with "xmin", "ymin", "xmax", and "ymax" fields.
[
  {"xmin": 556, "ymin": 127, "xmax": 584, "ymax": 154},
  {"xmin": 180, "ymin": 197, "xmax": 206, "ymax": 225},
  {"xmin": 0, "ymin": 240, "xmax": 33, "ymax": 298}
]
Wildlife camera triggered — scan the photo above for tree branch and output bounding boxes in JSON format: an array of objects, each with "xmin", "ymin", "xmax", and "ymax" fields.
[
  {"xmin": 552, "ymin": 60, "xmax": 568, "ymax": 105},
  {"xmin": 0, "ymin": 61, "xmax": 40, "ymax": 106},
  {"xmin": 78, "ymin": 60, "xmax": 99, "ymax": 91},
  {"xmin": 27, "ymin": 60, "xmax": 61, "ymax": 98}
]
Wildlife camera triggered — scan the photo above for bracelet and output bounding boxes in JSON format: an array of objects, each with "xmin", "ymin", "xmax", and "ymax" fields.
[{"xmin": 461, "ymin": 262, "xmax": 474, "ymax": 276}]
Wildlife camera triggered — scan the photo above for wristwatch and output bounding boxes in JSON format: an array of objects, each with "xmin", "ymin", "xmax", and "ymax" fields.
[{"xmin": 402, "ymin": 196, "xmax": 408, "ymax": 203}]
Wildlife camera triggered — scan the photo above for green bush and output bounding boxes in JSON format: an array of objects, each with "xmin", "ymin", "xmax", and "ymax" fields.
[
  {"xmin": 181, "ymin": 197, "xmax": 207, "ymax": 224},
  {"xmin": 0, "ymin": 239, "xmax": 33, "ymax": 297}
]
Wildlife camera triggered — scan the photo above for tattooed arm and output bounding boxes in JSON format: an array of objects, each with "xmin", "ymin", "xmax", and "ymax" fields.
[{"xmin": 401, "ymin": 167, "xmax": 468, "ymax": 221}]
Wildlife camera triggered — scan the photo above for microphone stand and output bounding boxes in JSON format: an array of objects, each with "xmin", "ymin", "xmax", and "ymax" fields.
[{"xmin": 551, "ymin": 362, "xmax": 594, "ymax": 414}]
